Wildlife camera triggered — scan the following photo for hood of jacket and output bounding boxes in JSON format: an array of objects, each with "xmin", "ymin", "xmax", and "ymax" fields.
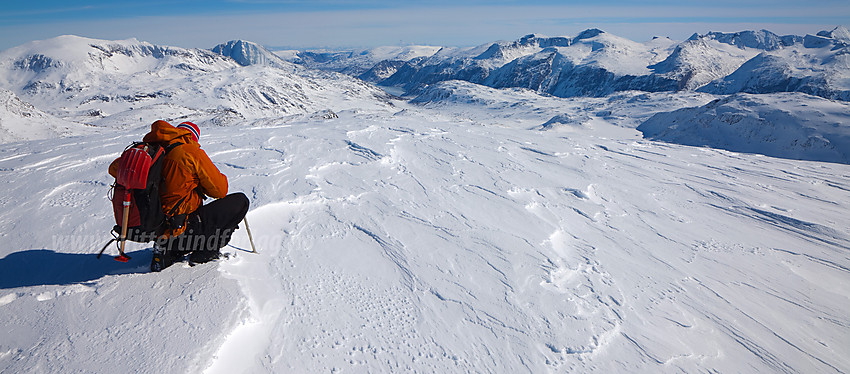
[{"xmin": 142, "ymin": 120, "xmax": 197, "ymax": 145}]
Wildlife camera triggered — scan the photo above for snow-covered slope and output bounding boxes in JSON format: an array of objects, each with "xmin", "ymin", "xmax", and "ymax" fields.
[
  {"xmin": 1, "ymin": 83, "xmax": 849, "ymax": 373},
  {"xmin": 2, "ymin": 31, "xmax": 850, "ymax": 374},
  {"xmin": 818, "ymin": 25, "xmax": 850, "ymax": 42},
  {"xmin": 638, "ymin": 92, "xmax": 850, "ymax": 164},
  {"xmin": 379, "ymin": 29, "xmax": 681, "ymax": 97},
  {"xmin": 376, "ymin": 29, "xmax": 693, "ymax": 95},
  {"xmin": 0, "ymin": 36, "xmax": 394, "ymax": 138},
  {"xmin": 476, "ymin": 30, "xmax": 678, "ymax": 97},
  {"xmin": 0, "ymin": 88, "xmax": 94, "ymax": 143}
]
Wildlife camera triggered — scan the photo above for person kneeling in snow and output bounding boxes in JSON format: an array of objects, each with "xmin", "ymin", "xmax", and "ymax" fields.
[{"xmin": 109, "ymin": 120, "xmax": 249, "ymax": 271}]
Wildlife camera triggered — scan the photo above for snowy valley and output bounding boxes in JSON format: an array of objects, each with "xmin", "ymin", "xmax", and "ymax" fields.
[{"xmin": 0, "ymin": 28, "xmax": 849, "ymax": 373}]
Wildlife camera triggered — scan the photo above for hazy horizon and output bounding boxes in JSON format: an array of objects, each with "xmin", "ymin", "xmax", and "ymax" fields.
[{"xmin": 1, "ymin": 1, "xmax": 848, "ymax": 51}]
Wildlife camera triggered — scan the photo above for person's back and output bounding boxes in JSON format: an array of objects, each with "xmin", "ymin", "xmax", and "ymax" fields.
[
  {"xmin": 143, "ymin": 120, "xmax": 229, "ymax": 236},
  {"xmin": 110, "ymin": 120, "xmax": 249, "ymax": 271}
]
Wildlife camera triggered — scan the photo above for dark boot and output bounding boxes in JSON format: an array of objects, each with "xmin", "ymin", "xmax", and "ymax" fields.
[
  {"xmin": 188, "ymin": 249, "xmax": 220, "ymax": 264},
  {"xmin": 150, "ymin": 244, "xmax": 184, "ymax": 272}
]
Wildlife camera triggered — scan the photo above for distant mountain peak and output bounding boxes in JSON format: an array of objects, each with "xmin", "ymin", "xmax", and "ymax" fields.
[
  {"xmin": 2, "ymin": 35, "xmax": 237, "ymax": 80},
  {"xmin": 817, "ymin": 26, "xmax": 850, "ymax": 42},
  {"xmin": 575, "ymin": 28, "xmax": 605, "ymax": 41},
  {"xmin": 211, "ymin": 40, "xmax": 288, "ymax": 67},
  {"xmin": 688, "ymin": 29, "xmax": 800, "ymax": 51},
  {"xmin": 519, "ymin": 34, "xmax": 541, "ymax": 43}
]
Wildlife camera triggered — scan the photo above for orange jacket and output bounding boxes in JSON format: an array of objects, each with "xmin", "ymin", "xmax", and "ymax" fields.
[{"xmin": 109, "ymin": 120, "xmax": 228, "ymax": 237}]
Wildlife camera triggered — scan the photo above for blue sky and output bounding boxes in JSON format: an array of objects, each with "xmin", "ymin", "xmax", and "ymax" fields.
[{"xmin": 1, "ymin": 0, "xmax": 847, "ymax": 50}]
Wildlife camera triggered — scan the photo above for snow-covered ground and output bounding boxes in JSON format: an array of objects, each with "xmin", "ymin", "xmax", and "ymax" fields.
[
  {"xmin": 1, "ymin": 82, "xmax": 849, "ymax": 373},
  {"xmin": 1, "ymin": 32, "xmax": 849, "ymax": 373}
]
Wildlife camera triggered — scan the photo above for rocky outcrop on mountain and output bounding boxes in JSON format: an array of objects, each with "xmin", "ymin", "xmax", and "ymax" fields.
[{"xmin": 211, "ymin": 40, "xmax": 293, "ymax": 69}]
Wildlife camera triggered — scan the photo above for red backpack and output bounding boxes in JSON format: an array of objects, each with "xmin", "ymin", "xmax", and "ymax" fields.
[{"xmin": 99, "ymin": 142, "xmax": 182, "ymax": 261}]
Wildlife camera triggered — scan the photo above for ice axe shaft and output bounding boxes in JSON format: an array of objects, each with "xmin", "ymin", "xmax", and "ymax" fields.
[
  {"xmin": 116, "ymin": 191, "xmax": 131, "ymax": 262},
  {"xmin": 111, "ymin": 146, "xmax": 152, "ymax": 263},
  {"xmin": 244, "ymin": 217, "xmax": 257, "ymax": 253}
]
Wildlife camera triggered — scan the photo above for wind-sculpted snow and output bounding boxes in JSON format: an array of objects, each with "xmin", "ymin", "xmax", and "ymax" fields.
[
  {"xmin": 0, "ymin": 32, "xmax": 849, "ymax": 373},
  {"xmin": 1, "ymin": 89, "xmax": 848, "ymax": 373}
]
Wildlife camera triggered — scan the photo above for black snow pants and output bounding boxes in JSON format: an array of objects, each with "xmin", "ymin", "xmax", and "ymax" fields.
[{"xmin": 162, "ymin": 192, "xmax": 250, "ymax": 254}]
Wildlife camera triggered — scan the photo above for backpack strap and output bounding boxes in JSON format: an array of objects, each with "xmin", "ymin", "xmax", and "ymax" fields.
[
  {"xmin": 161, "ymin": 141, "xmax": 188, "ymax": 230},
  {"xmin": 165, "ymin": 196, "xmax": 189, "ymax": 231},
  {"xmin": 145, "ymin": 141, "xmax": 181, "ymax": 164},
  {"xmin": 165, "ymin": 142, "xmax": 183, "ymax": 153}
]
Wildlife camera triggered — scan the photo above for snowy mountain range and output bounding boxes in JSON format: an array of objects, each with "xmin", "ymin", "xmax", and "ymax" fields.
[
  {"xmin": 285, "ymin": 27, "xmax": 850, "ymax": 101},
  {"xmin": 286, "ymin": 45, "xmax": 443, "ymax": 80},
  {"xmin": 0, "ymin": 30, "xmax": 847, "ymax": 165},
  {"xmin": 0, "ymin": 36, "xmax": 393, "ymax": 142}
]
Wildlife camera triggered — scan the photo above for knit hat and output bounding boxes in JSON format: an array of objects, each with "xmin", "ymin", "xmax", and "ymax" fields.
[{"xmin": 177, "ymin": 122, "xmax": 200, "ymax": 142}]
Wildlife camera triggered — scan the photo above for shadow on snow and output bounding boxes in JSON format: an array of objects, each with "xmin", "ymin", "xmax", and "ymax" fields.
[{"xmin": 0, "ymin": 248, "xmax": 150, "ymax": 289}]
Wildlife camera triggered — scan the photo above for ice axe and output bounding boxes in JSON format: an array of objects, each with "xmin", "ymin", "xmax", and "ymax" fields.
[{"xmin": 113, "ymin": 146, "xmax": 154, "ymax": 262}]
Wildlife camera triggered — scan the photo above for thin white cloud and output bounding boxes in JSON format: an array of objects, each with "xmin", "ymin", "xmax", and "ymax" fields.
[
  {"xmin": 0, "ymin": 4, "xmax": 846, "ymax": 50},
  {"xmin": 1, "ymin": 5, "xmax": 97, "ymax": 17}
]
